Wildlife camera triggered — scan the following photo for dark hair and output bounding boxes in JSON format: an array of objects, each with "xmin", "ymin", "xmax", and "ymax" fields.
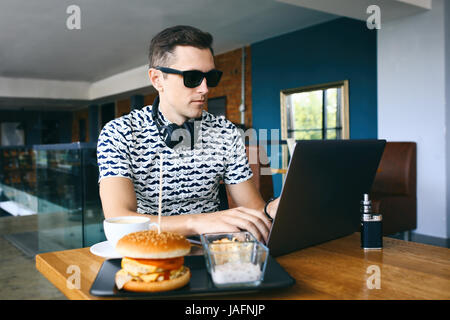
[{"xmin": 148, "ymin": 25, "xmax": 214, "ymax": 68}]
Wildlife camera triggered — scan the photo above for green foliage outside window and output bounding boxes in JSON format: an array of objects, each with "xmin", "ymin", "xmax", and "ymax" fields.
[{"xmin": 288, "ymin": 88, "xmax": 339, "ymax": 140}]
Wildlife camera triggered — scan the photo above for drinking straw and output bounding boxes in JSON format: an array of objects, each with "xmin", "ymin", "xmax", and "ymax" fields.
[{"xmin": 158, "ymin": 154, "xmax": 163, "ymax": 234}]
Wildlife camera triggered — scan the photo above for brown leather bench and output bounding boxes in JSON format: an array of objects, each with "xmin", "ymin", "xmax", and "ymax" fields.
[{"xmin": 370, "ymin": 142, "xmax": 417, "ymax": 236}]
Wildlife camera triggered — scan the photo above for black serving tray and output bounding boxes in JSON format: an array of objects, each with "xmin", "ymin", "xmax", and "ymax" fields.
[{"xmin": 90, "ymin": 255, "xmax": 295, "ymax": 298}]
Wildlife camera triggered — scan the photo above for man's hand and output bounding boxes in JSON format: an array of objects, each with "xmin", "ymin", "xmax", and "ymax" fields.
[{"xmin": 190, "ymin": 207, "xmax": 272, "ymax": 243}]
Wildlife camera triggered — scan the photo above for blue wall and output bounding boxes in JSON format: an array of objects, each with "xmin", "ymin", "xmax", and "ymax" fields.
[{"xmin": 251, "ymin": 18, "xmax": 378, "ymax": 196}]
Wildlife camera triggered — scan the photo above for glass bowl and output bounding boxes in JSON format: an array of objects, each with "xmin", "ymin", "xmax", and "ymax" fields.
[{"xmin": 200, "ymin": 231, "xmax": 269, "ymax": 288}]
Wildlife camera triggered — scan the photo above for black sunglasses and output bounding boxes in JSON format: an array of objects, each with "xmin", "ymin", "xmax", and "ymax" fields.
[{"xmin": 155, "ymin": 67, "xmax": 223, "ymax": 88}]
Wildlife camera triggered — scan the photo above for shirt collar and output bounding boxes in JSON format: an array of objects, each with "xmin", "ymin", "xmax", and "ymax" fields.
[{"xmin": 157, "ymin": 108, "xmax": 171, "ymax": 126}]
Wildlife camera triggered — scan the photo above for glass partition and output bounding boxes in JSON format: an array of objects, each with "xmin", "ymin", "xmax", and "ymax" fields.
[
  {"xmin": 81, "ymin": 145, "xmax": 106, "ymax": 246},
  {"xmin": 33, "ymin": 143, "xmax": 105, "ymax": 253},
  {"xmin": 0, "ymin": 146, "xmax": 37, "ymax": 215}
]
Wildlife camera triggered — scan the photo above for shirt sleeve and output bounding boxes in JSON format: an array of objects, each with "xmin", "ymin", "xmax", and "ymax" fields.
[
  {"xmin": 97, "ymin": 119, "xmax": 133, "ymax": 183},
  {"xmin": 223, "ymin": 124, "xmax": 253, "ymax": 185}
]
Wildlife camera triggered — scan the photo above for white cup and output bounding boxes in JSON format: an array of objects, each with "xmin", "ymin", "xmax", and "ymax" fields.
[{"xmin": 103, "ymin": 216, "xmax": 159, "ymax": 249}]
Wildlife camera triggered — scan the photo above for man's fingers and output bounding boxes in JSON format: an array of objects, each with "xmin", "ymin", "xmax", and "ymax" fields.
[
  {"xmin": 202, "ymin": 213, "xmax": 241, "ymax": 234},
  {"xmin": 221, "ymin": 214, "xmax": 263, "ymax": 242},
  {"xmin": 234, "ymin": 206, "xmax": 272, "ymax": 230},
  {"xmin": 220, "ymin": 210, "xmax": 269, "ymax": 242}
]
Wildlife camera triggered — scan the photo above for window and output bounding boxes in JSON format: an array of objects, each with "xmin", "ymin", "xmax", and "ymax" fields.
[
  {"xmin": 207, "ymin": 96, "xmax": 227, "ymax": 118},
  {"xmin": 280, "ymin": 81, "xmax": 350, "ymax": 171},
  {"xmin": 78, "ymin": 119, "xmax": 86, "ymax": 142},
  {"xmin": 101, "ymin": 103, "xmax": 115, "ymax": 128},
  {"xmin": 281, "ymin": 80, "xmax": 349, "ymax": 141}
]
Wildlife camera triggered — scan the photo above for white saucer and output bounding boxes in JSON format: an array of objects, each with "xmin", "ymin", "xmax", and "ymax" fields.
[{"xmin": 90, "ymin": 241, "xmax": 123, "ymax": 259}]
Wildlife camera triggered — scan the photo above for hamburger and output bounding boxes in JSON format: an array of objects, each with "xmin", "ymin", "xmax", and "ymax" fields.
[{"xmin": 114, "ymin": 230, "xmax": 191, "ymax": 292}]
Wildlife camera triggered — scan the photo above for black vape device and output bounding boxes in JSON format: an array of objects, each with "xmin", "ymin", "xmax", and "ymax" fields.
[{"xmin": 360, "ymin": 193, "xmax": 383, "ymax": 250}]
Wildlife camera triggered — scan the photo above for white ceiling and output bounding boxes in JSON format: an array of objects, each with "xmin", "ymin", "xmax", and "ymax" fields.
[
  {"xmin": 0, "ymin": 0, "xmax": 431, "ymax": 110},
  {"xmin": 0, "ymin": 0, "xmax": 336, "ymax": 82},
  {"xmin": 277, "ymin": 0, "xmax": 431, "ymax": 22}
]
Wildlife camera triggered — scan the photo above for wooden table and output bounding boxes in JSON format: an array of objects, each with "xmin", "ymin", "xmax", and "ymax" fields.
[{"xmin": 35, "ymin": 233, "xmax": 450, "ymax": 300}]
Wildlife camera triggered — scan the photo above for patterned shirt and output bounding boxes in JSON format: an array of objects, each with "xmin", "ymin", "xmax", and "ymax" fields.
[{"xmin": 97, "ymin": 105, "xmax": 252, "ymax": 216}]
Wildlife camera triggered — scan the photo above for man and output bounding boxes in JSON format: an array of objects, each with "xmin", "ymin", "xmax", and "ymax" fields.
[{"xmin": 97, "ymin": 25, "xmax": 279, "ymax": 243}]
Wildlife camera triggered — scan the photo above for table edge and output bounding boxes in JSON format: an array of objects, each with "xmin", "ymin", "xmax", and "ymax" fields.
[{"xmin": 35, "ymin": 252, "xmax": 95, "ymax": 300}]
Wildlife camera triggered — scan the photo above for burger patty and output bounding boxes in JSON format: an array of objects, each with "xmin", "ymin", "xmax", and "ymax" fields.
[
  {"xmin": 121, "ymin": 257, "xmax": 162, "ymax": 275},
  {"xmin": 115, "ymin": 266, "xmax": 188, "ymax": 290}
]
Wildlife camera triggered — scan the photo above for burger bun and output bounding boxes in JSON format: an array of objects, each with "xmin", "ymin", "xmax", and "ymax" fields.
[
  {"xmin": 118, "ymin": 267, "xmax": 191, "ymax": 293},
  {"xmin": 115, "ymin": 230, "xmax": 191, "ymax": 259}
]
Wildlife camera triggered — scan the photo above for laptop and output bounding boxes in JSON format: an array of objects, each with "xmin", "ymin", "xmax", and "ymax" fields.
[{"xmin": 267, "ymin": 139, "xmax": 386, "ymax": 257}]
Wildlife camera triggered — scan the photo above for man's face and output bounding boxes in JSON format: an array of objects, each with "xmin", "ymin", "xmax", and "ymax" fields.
[{"xmin": 155, "ymin": 45, "xmax": 215, "ymax": 124}]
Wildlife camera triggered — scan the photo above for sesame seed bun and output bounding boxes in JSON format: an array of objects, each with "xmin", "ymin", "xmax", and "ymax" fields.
[{"xmin": 115, "ymin": 230, "xmax": 191, "ymax": 259}]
